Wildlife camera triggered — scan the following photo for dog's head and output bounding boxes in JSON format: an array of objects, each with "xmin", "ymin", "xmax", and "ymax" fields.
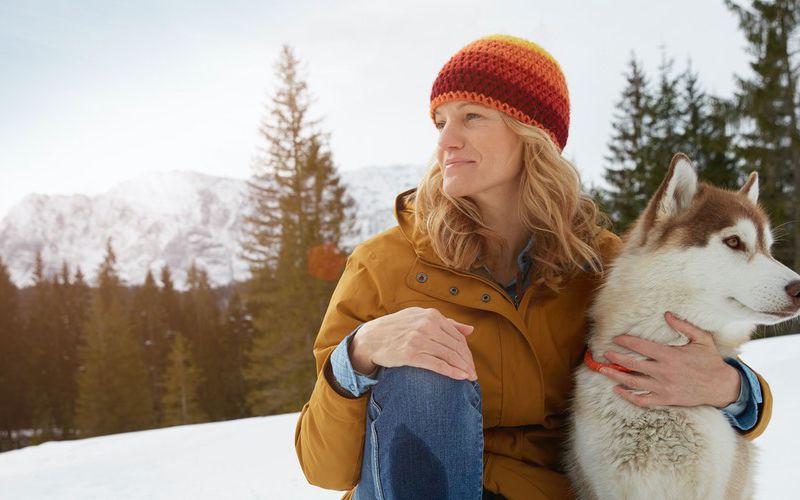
[{"xmin": 625, "ymin": 153, "xmax": 800, "ymax": 333}]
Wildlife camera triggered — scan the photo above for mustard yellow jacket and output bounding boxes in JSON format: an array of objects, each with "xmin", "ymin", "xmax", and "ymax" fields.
[{"xmin": 295, "ymin": 188, "xmax": 772, "ymax": 499}]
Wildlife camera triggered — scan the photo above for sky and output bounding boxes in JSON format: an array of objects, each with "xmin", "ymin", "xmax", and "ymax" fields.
[{"xmin": 0, "ymin": 0, "xmax": 755, "ymax": 218}]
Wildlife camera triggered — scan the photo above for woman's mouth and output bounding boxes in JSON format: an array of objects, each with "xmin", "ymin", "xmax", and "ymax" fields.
[{"xmin": 445, "ymin": 161, "xmax": 473, "ymax": 169}]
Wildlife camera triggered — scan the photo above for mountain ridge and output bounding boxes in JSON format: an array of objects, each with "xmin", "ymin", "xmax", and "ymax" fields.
[{"xmin": 0, "ymin": 165, "xmax": 427, "ymax": 289}]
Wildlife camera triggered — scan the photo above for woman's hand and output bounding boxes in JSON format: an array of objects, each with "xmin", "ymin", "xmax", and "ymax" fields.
[
  {"xmin": 350, "ymin": 307, "xmax": 477, "ymax": 381},
  {"xmin": 598, "ymin": 311, "xmax": 741, "ymax": 408}
]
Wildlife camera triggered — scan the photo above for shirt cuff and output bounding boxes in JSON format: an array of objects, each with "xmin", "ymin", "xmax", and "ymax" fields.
[
  {"xmin": 330, "ymin": 324, "xmax": 380, "ymax": 397},
  {"xmin": 720, "ymin": 357, "xmax": 762, "ymax": 431}
]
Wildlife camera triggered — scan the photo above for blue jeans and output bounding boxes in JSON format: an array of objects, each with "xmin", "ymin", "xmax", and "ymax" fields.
[{"xmin": 353, "ymin": 365, "xmax": 498, "ymax": 500}]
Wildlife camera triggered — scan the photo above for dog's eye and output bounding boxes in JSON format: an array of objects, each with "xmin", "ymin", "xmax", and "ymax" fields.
[{"xmin": 724, "ymin": 236, "xmax": 743, "ymax": 250}]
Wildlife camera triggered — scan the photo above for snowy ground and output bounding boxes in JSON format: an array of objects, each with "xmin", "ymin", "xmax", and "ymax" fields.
[{"xmin": 0, "ymin": 335, "xmax": 797, "ymax": 499}]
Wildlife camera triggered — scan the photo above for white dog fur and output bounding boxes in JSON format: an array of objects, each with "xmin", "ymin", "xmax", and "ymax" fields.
[{"xmin": 565, "ymin": 153, "xmax": 800, "ymax": 500}]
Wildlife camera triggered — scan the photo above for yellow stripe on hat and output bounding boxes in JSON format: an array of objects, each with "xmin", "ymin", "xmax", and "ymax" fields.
[{"xmin": 480, "ymin": 34, "xmax": 564, "ymax": 72}]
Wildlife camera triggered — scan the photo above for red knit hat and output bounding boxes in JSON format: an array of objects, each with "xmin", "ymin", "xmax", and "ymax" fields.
[{"xmin": 430, "ymin": 34, "xmax": 570, "ymax": 151}]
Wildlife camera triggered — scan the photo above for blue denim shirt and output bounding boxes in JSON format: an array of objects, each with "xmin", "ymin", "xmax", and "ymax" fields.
[{"xmin": 329, "ymin": 235, "xmax": 760, "ymax": 430}]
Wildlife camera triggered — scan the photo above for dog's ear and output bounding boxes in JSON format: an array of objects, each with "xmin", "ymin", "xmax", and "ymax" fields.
[
  {"xmin": 738, "ymin": 171, "xmax": 759, "ymax": 204},
  {"xmin": 656, "ymin": 153, "xmax": 698, "ymax": 218},
  {"xmin": 638, "ymin": 153, "xmax": 698, "ymax": 238}
]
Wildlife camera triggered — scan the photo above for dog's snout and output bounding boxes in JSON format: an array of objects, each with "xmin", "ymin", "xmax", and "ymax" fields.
[{"xmin": 786, "ymin": 280, "xmax": 800, "ymax": 305}]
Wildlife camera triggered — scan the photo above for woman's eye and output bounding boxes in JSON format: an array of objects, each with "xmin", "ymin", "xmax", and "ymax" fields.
[{"xmin": 435, "ymin": 113, "xmax": 480, "ymax": 130}]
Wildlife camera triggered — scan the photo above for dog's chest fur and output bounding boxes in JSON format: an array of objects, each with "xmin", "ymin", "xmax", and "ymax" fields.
[{"xmin": 568, "ymin": 364, "xmax": 746, "ymax": 500}]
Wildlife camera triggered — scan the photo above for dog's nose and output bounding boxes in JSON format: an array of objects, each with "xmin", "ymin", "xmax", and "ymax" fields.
[{"xmin": 786, "ymin": 280, "xmax": 800, "ymax": 306}]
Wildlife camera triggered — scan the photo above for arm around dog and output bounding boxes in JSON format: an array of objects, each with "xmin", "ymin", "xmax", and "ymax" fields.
[{"xmin": 601, "ymin": 313, "xmax": 773, "ymax": 438}]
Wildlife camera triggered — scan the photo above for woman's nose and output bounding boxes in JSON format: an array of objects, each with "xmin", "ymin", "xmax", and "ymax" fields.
[{"xmin": 437, "ymin": 121, "xmax": 465, "ymax": 150}]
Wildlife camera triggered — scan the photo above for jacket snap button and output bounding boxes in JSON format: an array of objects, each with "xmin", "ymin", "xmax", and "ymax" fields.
[
  {"xmin": 416, "ymin": 272, "xmax": 428, "ymax": 283},
  {"xmin": 481, "ymin": 293, "xmax": 491, "ymax": 302},
  {"xmin": 449, "ymin": 286, "xmax": 458, "ymax": 295}
]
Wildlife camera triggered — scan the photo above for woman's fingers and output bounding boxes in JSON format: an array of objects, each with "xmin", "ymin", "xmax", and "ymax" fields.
[
  {"xmin": 612, "ymin": 335, "xmax": 670, "ymax": 361},
  {"xmin": 613, "ymin": 385, "xmax": 661, "ymax": 407},
  {"xmin": 437, "ymin": 318, "xmax": 477, "ymax": 375},
  {"xmin": 412, "ymin": 352, "xmax": 472, "ymax": 381},
  {"xmin": 367, "ymin": 307, "xmax": 478, "ymax": 381},
  {"xmin": 429, "ymin": 334, "xmax": 476, "ymax": 378},
  {"xmin": 418, "ymin": 335, "xmax": 476, "ymax": 379},
  {"xmin": 603, "ymin": 351, "xmax": 658, "ymax": 377},
  {"xmin": 599, "ymin": 366, "xmax": 658, "ymax": 398},
  {"xmin": 447, "ymin": 317, "xmax": 475, "ymax": 334}
]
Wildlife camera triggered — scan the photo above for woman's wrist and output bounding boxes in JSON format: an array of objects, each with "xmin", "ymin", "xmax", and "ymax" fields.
[
  {"xmin": 350, "ymin": 323, "xmax": 378, "ymax": 375},
  {"xmin": 714, "ymin": 363, "xmax": 742, "ymax": 409}
]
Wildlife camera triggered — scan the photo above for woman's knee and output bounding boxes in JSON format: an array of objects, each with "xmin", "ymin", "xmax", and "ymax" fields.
[
  {"xmin": 373, "ymin": 365, "xmax": 481, "ymax": 414},
  {"xmin": 359, "ymin": 365, "xmax": 484, "ymax": 498}
]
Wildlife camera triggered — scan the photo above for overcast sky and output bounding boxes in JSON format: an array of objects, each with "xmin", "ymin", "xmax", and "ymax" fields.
[{"xmin": 0, "ymin": 0, "xmax": 754, "ymax": 218}]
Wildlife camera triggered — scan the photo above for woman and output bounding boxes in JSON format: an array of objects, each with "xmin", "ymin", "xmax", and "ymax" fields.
[{"xmin": 294, "ymin": 35, "xmax": 771, "ymax": 500}]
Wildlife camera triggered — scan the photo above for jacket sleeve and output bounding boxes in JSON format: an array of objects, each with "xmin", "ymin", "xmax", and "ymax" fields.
[
  {"xmin": 294, "ymin": 243, "xmax": 391, "ymax": 490},
  {"xmin": 330, "ymin": 325, "xmax": 380, "ymax": 397},
  {"xmin": 736, "ymin": 356, "xmax": 773, "ymax": 441},
  {"xmin": 720, "ymin": 358, "xmax": 758, "ymax": 430}
]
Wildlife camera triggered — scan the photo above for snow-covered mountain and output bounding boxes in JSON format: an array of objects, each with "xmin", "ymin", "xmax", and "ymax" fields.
[
  {"xmin": 0, "ymin": 165, "xmax": 427, "ymax": 288},
  {"xmin": 339, "ymin": 164, "xmax": 429, "ymax": 246},
  {"xmin": 0, "ymin": 334, "xmax": 796, "ymax": 499}
]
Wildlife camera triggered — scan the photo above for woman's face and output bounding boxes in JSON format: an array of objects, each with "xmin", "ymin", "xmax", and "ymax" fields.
[{"xmin": 433, "ymin": 101, "xmax": 524, "ymax": 202}]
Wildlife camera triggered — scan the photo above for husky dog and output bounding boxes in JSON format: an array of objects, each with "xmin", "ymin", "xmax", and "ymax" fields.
[{"xmin": 565, "ymin": 153, "xmax": 800, "ymax": 499}]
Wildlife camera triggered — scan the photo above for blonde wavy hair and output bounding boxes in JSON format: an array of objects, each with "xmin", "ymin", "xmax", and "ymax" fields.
[{"xmin": 411, "ymin": 114, "xmax": 608, "ymax": 292}]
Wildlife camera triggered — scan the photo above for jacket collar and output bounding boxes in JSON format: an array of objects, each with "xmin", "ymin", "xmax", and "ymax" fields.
[
  {"xmin": 394, "ymin": 187, "xmax": 442, "ymax": 265},
  {"xmin": 393, "ymin": 187, "xmax": 542, "ymax": 346}
]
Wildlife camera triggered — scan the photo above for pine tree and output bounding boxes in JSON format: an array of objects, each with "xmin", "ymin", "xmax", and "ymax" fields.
[
  {"xmin": 242, "ymin": 45, "xmax": 355, "ymax": 415},
  {"xmin": 131, "ymin": 270, "xmax": 170, "ymax": 420},
  {"xmin": 96, "ymin": 238, "xmax": 122, "ymax": 309},
  {"xmin": 725, "ymin": 0, "xmax": 800, "ymax": 268},
  {"xmin": 0, "ymin": 257, "xmax": 29, "ymax": 451},
  {"xmin": 182, "ymin": 262, "xmax": 225, "ymax": 420},
  {"xmin": 603, "ymin": 55, "xmax": 656, "ymax": 232},
  {"xmin": 45, "ymin": 261, "xmax": 89, "ymax": 440},
  {"xmin": 601, "ymin": 53, "xmax": 744, "ymax": 232},
  {"xmin": 74, "ymin": 239, "xmax": 156, "ymax": 437},
  {"xmin": 159, "ymin": 265, "xmax": 183, "ymax": 340},
  {"xmin": 219, "ymin": 291, "xmax": 255, "ymax": 419},
  {"xmin": 74, "ymin": 266, "xmax": 88, "ymax": 294},
  {"xmin": 678, "ymin": 63, "xmax": 742, "ymax": 188},
  {"xmin": 27, "ymin": 251, "xmax": 64, "ymax": 442},
  {"xmin": 160, "ymin": 333, "xmax": 207, "ymax": 426},
  {"xmin": 648, "ymin": 52, "xmax": 684, "ymax": 171}
]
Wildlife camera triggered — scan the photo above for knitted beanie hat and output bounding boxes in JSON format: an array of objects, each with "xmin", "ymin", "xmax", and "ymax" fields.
[{"xmin": 430, "ymin": 34, "xmax": 570, "ymax": 151}]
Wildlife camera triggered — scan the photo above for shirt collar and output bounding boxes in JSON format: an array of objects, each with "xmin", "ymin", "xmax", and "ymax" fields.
[
  {"xmin": 516, "ymin": 234, "xmax": 535, "ymax": 271},
  {"xmin": 478, "ymin": 234, "xmax": 535, "ymax": 287}
]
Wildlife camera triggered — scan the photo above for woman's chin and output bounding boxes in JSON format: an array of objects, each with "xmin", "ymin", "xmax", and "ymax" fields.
[{"xmin": 442, "ymin": 182, "xmax": 472, "ymax": 199}]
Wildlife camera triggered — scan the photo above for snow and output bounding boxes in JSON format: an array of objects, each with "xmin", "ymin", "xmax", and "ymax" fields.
[
  {"xmin": 735, "ymin": 335, "xmax": 800, "ymax": 500},
  {"xmin": 0, "ymin": 334, "xmax": 797, "ymax": 499},
  {"xmin": 0, "ymin": 413, "xmax": 339, "ymax": 500}
]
